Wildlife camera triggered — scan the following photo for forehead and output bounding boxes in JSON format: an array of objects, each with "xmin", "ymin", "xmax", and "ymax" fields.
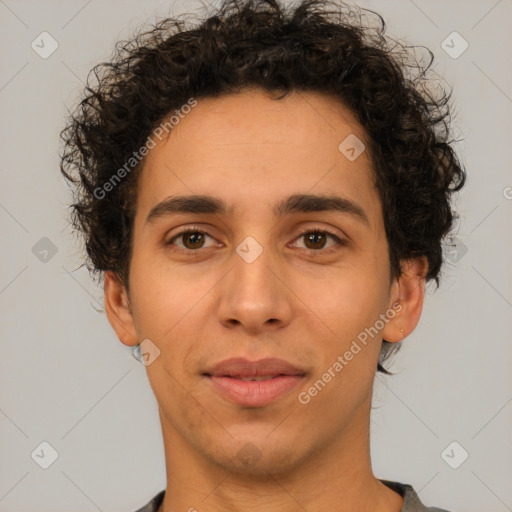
[{"xmin": 135, "ymin": 89, "xmax": 379, "ymax": 224}]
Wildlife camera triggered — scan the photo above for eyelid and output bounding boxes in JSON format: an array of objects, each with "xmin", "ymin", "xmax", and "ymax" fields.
[
  {"xmin": 165, "ymin": 226, "xmax": 219, "ymax": 249},
  {"xmin": 165, "ymin": 225, "xmax": 347, "ymax": 253},
  {"xmin": 290, "ymin": 226, "xmax": 347, "ymax": 252}
]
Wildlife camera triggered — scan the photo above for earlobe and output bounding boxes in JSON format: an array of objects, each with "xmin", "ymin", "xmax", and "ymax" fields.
[
  {"xmin": 382, "ymin": 256, "xmax": 428, "ymax": 343},
  {"xmin": 104, "ymin": 271, "xmax": 139, "ymax": 346}
]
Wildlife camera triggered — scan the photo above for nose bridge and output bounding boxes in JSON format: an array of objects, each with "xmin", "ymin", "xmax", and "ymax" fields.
[{"xmin": 217, "ymin": 233, "xmax": 292, "ymax": 331}]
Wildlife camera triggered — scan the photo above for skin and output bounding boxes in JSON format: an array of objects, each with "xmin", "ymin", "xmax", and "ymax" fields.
[{"xmin": 104, "ymin": 89, "xmax": 427, "ymax": 512}]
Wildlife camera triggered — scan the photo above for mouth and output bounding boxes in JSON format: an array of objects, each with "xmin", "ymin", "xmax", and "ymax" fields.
[
  {"xmin": 232, "ymin": 375, "xmax": 282, "ymax": 381},
  {"xmin": 203, "ymin": 357, "xmax": 306, "ymax": 407}
]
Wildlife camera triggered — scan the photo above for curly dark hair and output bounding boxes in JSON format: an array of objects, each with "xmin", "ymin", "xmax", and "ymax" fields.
[{"xmin": 59, "ymin": 0, "xmax": 466, "ymax": 374}]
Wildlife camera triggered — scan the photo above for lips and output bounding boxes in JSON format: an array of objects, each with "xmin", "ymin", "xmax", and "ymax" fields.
[
  {"xmin": 204, "ymin": 357, "xmax": 306, "ymax": 407},
  {"xmin": 204, "ymin": 357, "xmax": 306, "ymax": 379}
]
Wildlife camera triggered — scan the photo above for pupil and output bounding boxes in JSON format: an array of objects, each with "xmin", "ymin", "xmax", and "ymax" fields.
[
  {"xmin": 185, "ymin": 232, "xmax": 203, "ymax": 248},
  {"xmin": 181, "ymin": 232, "xmax": 326, "ymax": 250},
  {"xmin": 306, "ymin": 232, "xmax": 325, "ymax": 249}
]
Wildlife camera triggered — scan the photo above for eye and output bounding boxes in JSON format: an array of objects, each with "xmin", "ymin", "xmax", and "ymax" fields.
[
  {"xmin": 165, "ymin": 227, "xmax": 346, "ymax": 255},
  {"xmin": 165, "ymin": 228, "xmax": 219, "ymax": 252},
  {"xmin": 291, "ymin": 228, "xmax": 346, "ymax": 253}
]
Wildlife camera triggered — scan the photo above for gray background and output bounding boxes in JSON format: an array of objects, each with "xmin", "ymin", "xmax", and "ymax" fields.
[{"xmin": 1, "ymin": 0, "xmax": 511, "ymax": 511}]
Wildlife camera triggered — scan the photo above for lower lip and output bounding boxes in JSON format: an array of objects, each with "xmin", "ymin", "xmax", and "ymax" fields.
[{"xmin": 207, "ymin": 375, "xmax": 304, "ymax": 407}]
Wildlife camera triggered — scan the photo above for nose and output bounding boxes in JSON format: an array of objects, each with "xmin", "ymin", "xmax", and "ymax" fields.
[{"xmin": 216, "ymin": 241, "xmax": 293, "ymax": 335}]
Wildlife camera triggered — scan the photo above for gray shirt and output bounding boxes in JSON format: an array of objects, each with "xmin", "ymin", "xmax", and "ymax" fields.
[{"xmin": 133, "ymin": 479, "xmax": 452, "ymax": 511}]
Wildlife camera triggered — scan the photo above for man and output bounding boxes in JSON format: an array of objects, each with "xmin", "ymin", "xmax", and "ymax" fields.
[{"xmin": 59, "ymin": 0, "xmax": 465, "ymax": 510}]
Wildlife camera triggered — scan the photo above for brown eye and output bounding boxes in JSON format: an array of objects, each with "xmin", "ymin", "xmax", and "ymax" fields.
[
  {"xmin": 166, "ymin": 229, "xmax": 216, "ymax": 251},
  {"xmin": 303, "ymin": 231, "xmax": 328, "ymax": 250},
  {"xmin": 292, "ymin": 229, "xmax": 345, "ymax": 253},
  {"xmin": 181, "ymin": 231, "xmax": 206, "ymax": 249}
]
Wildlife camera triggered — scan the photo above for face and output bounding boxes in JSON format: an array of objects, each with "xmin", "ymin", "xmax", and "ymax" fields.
[{"xmin": 107, "ymin": 89, "xmax": 412, "ymax": 475}]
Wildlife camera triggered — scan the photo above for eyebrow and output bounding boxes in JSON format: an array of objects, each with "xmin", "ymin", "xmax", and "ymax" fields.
[{"xmin": 144, "ymin": 193, "xmax": 369, "ymax": 226}]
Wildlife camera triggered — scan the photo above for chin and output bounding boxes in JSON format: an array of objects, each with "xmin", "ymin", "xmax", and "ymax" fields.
[{"xmin": 202, "ymin": 432, "xmax": 308, "ymax": 477}]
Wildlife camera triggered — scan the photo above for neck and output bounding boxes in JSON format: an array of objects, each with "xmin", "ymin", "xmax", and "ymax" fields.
[{"xmin": 157, "ymin": 399, "xmax": 403, "ymax": 512}]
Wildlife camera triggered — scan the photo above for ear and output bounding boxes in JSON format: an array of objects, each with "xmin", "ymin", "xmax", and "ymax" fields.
[
  {"xmin": 104, "ymin": 271, "xmax": 139, "ymax": 346},
  {"xmin": 382, "ymin": 256, "xmax": 428, "ymax": 343}
]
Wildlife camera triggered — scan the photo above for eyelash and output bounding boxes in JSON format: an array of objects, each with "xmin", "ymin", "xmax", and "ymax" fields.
[{"xmin": 165, "ymin": 226, "xmax": 346, "ymax": 255}]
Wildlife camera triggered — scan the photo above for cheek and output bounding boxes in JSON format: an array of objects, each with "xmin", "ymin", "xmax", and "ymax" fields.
[
  {"xmin": 128, "ymin": 261, "xmax": 209, "ymax": 397},
  {"xmin": 128, "ymin": 252, "xmax": 212, "ymax": 337},
  {"xmin": 127, "ymin": 255, "xmax": 224, "ymax": 387},
  {"xmin": 304, "ymin": 263, "xmax": 387, "ymax": 344},
  {"xmin": 297, "ymin": 269, "xmax": 387, "ymax": 407}
]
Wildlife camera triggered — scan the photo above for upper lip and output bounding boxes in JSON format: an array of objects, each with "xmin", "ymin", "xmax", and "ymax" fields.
[{"xmin": 204, "ymin": 357, "xmax": 306, "ymax": 378}]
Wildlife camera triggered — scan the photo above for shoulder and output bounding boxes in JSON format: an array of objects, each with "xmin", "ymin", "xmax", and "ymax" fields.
[
  {"xmin": 379, "ymin": 479, "xmax": 453, "ymax": 512},
  {"xmin": 133, "ymin": 483, "xmax": 454, "ymax": 512},
  {"xmin": 132, "ymin": 489, "xmax": 165, "ymax": 512}
]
